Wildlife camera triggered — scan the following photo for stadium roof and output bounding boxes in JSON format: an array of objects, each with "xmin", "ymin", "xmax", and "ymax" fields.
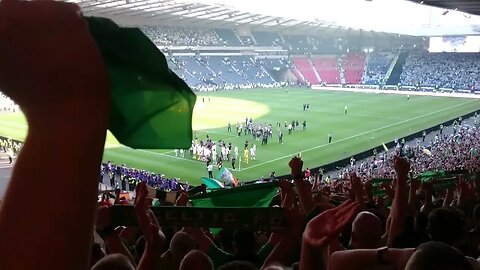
[
  {"xmin": 69, "ymin": 0, "xmax": 480, "ymax": 36},
  {"xmin": 409, "ymin": 0, "xmax": 480, "ymax": 16}
]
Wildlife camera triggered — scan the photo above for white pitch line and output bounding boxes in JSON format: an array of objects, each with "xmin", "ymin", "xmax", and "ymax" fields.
[{"xmin": 240, "ymin": 99, "xmax": 478, "ymax": 171}]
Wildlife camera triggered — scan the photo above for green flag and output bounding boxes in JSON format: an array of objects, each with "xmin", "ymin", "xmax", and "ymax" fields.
[
  {"xmin": 86, "ymin": 17, "xmax": 196, "ymax": 149},
  {"xmin": 371, "ymin": 178, "xmax": 392, "ymax": 186},
  {"xmin": 190, "ymin": 182, "xmax": 279, "ymax": 208},
  {"xmin": 201, "ymin": 177, "xmax": 225, "ymax": 189},
  {"xmin": 419, "ymin": 171, "xmax": 446, "ymax": 182}
]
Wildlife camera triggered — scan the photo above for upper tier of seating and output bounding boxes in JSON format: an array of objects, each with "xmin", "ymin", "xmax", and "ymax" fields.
[
  {"xmin": 251, "ymin": 31, "xmax": 283, "ymax": 47},
  {"xmin": 140, "ymin": 26, "xmax": 220, "ymax": 46},
  {"xmin": 284, "ymin": 35, "xmax": 311, "ymax": 55},
  {"xmin": 214, "ymin": 29, "xmax": 243, "ymax": 46}
]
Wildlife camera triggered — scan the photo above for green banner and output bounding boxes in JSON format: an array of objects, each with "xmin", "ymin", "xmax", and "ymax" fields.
[
  {"xmin": 190, "ymin": 182, "xmax": 279, "ymax": 208},
  {"xmin": 419, "ymin": 171, "xmax": 446, "ymax": 182},
  {"xmin": 371, "ymin": 178, "xmax": 392, "ymax": 186},
  {"xmin": 110, "ymin": 205, "xmax": 286, "ymax": 232}
]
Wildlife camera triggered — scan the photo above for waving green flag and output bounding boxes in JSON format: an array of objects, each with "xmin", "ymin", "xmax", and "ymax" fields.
[
  {"xmin": 190, "ymin": 182, "xmax": 279, "ymax": 208},
  {"xmin": 86, "ymin": 17, "xmax": 196, "ymax": 149}
]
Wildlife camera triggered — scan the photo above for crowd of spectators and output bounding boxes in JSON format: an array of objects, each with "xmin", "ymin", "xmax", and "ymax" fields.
[
  {"xmin": 90, "ymin": 116, "xmax": 480, "ymax": 270},
  {"xmin": 168, "ymin": 56, "xmax": 280, "ymax": 90},
  {"xmin": 331, "ymin": 117, "xmax": 479, "ymax": 181},
  {"xmin": 100, "ymin": 162, "xmax": 188, "ymax": 192},
  {"xmin": 362, "ymin": 52, "xmax": 395, "ymax": 85},
  {"xmin": 0, "ymin": 93, "xmax": 18, "ymax": 112},
  {"xmin": 401, "ymin": 51, "xmax": 480, "ymax": 90},
  {"xmin": 192, "ymin": 82, "xmax": 283, "ymax": 92},
  {"xmin": 140, "ymin": 26, "xmax": 221, "ymax": 46}
]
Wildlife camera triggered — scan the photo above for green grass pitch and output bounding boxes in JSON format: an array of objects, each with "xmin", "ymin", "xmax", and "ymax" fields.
[{"xmin": 1, "ymin": 88, "xmax": 479, "ymax": 185}]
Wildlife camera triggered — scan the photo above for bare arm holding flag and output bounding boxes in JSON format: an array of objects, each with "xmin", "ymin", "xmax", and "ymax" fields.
[{"xmin": 0, "ymin": 1, "xmax": 110, "ymax": 269}]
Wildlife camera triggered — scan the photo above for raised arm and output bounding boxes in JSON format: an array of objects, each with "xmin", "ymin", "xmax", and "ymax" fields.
[
  {"xmin": 0, "ymin": 1, "xmax": 110, "ymax": 269},
  {"xmin": 301, "ymin": 201, "xmax": 360, "ymax": 270},
  {"xmin": 263, "ymin": 177, "xmax": 304, "ymax": 268},
  {"xmin": 408, "ymin": 178, "xmax": 420, "ymax": 213},
  {"xmin": 135, "ymin": 183, "xmax": 168, "ymax": 270},
  {"xmin": 350, "ymin": 172, "xmax": 365, "ymax": 209},
  {"xmin": 387, "ymin": 157, "xmax": 409, "ymax": 247}
]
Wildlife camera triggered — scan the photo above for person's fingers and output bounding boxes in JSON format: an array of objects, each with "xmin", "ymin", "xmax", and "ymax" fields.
[
  {"xmin": 334, "ymin": 199, "xmax": 353, "ymax": 210},
  {"xmin": 337, "ymin": 204, "xmax": 360, "ymax": 225},
  {"xmin": 334, "ymin": 201, "xmax": 357, "ymax": 218}
]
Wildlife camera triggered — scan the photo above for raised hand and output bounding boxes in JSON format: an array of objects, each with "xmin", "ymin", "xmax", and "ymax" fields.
[
  {"xmin": 96, "ymin": 204, "xmax": 111, "ymax": 226},
  {"xmin": 393, "ymin": 156, "xmax": 410, "ymax": 178},
  {"xmin": 289, "ymin": 157, "xmax": 304, "ymax": 178},
  {"xmin": 134, "ymin": 182, "xmax": 165, "ymax": 251},
  {"xmin": 303, "ymin": 200, "xmax": 359, "ymax": 247},
  {"xmin": 350, "ymin": 173, "xmax": 365, "ymax": 208},
  {"xmin": 301, "ymin": 200, "xmax": 359, "ymax": 270},
  {"xmin": 349, "ymin": 173, "xmax": 362, "ymax": 193},
  {"xmin": 294, "ymin": 177, "xmax": 315, "ymax": 214},
  {"xmin": 278, "ymin": 179, "xmax": 294, "ymax": 208}
]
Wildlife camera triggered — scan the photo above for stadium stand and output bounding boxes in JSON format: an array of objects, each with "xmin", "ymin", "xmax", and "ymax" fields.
[
  {"xmin": 251, "ymin": 31, "xmax": 282, "ymax": 46},
  {"xmin": 342, "ymin": 53, "xmax": 366, "ymax": 84},
  {"xmin": 311, "ymin": 56, "xmax": 341, "ymax": 84},
  {"xmin": 140, "ymin": 26, "xmax": 220, "ymax": 46},
  {"xmin": 239, "ymin": 36, "xmax": 255, "ymax": 46},
  {"xmin": 363, "ymin": 52, "xmax": 395, "ymax": 85},
  {"xmin": 208, "ymin": 56, "xmax": 248, "ymax": 84},
  {"xmin": 0, "ymin": 94, "xmax": 18, "ymax": 112},
  {"xmin": 401, "ymin": 51, "xmax": 480, "ymax": 89},
  {"xmin": 386, "ymin": 51, "xmax": 408, "ymax": 85},
  {"xmin": 309, "ymin": 36, "xmax": 343, "ymax": 54},
  {"xmin": 136, "ymin": 25, "xmax": 480, "ymax": 92},
  {"xmin": 214, "ymin": 28, "xmax": 243, "ymax": 46},
  {"xmin": 168, "ymin": 57, "xmax": 202, "ymax": 87},
  {"xmin": 283, "ymin": 34, "xmax": 311, "ymax": 54},
  {"xmin": 292, "ymin": 57, "xmax": 320, "ymax": 84}
]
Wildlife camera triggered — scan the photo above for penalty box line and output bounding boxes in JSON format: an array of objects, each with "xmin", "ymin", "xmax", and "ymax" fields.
[{"xmin": 239, "ymin": 99, "xmax": 478, "ymax": 172}]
